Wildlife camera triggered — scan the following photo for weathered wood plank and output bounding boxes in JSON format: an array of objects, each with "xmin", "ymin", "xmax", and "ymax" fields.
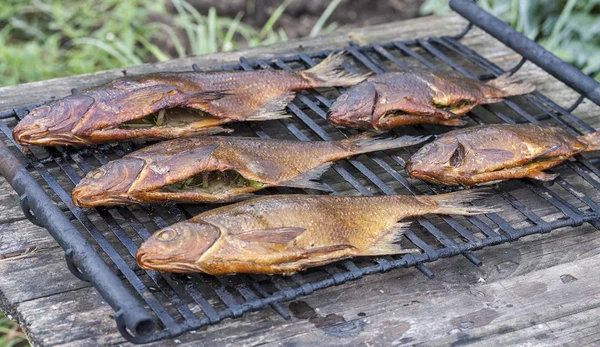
[
  {"xmin": 0, "ymin": 249, "xmax": 90, "ymax": 309},
  {"xmin": 0, "ymin": 219, "xmax": 57, "ymax": 258},
  {"xmin": 0, "ymin": 176, "xmax": 30, "ymax": 225}
]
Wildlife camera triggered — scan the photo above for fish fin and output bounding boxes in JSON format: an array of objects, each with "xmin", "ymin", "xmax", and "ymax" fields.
[
  {"xmin": 235, "ymin": 227, "xmax": 306, "ymax": 245},
  {"xmin": 527, "ymin": 171, "xmax": 559, "ymax": 181},
  {"xmin": 533, "ymin": 143, "xmax": 562, "ymax": 159},
  {"xmin": 475, "ymin": 179, "xmax": 505, "ymax": 186},
  {"xmin": 245, "ymin": 92, "xmax": 295, "ymax": 121},
  {"xmin": 430, "ymin": 189, "xmax": 502, "ymax": 215},
  {"xmin": 361, "ymin": 221, "xmax": 420, "ymax": 256},
  {"xmin": 341, "ymin": 132, "xmax": 431, "ymax": 155},
  {"xmin": 302, "ymin": 244, "xmax": 356, "ymax": 256},
  {"xmin": 579, "ymin": 131, "xmax": 600, "ymax": 152},
  {"xmin": 278, "ymin": 163, "xmax": 334, "ymax": 191},
  {"xmin": 486, "ymin": 72, "xmax": 536, "ymax": 97},
  {"xmin": 302, "ymin": 51, "xmax": 371, "ymax": 87},
  {"xmin": 440, "ymin": 117, "xmax": 468, "ymax": 127}
]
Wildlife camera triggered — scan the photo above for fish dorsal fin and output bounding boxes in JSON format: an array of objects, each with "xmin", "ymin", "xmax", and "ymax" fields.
[
  {"xmin": 527, "ymin": 171, "xmax": 559, "ymax": 181},
  {"xmin": 235, "ymin": 227, "xmax": 306, "ymax": 244},
  {"xmin": 278, "ymin": 162, "xmax": 334, "ymax": 191},
  {"xmin": 245, "ymin": 91, "xmax": 296, "ymax": 121},
  {"xmin": 361, "ymin": 221, "xmax": 420, "ymax": 256}
]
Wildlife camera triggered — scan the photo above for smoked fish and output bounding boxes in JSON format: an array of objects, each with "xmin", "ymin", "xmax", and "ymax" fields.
[
  {"xmin": 135, "ymin": 190, "xmax": 497, "ymax": 274},
  {"xmin": 71, "ymin": 133, "xmax": 428, "ymax": 207},
  {"xmin": 406, "ymin": 123, "xmax": 600, "ymax": 186},
  {"xmin": 327, "ymin": 71, "xmax": 535, "ymax": 130},
  {"xmin": 13, "ymin": 52, "xmax": 369, "ymax": 146}
]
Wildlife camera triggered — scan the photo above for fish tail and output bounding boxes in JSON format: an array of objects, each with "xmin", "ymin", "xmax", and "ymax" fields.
[
  {"xmin": 486, "ymin": 72, "xmax": 536, "ymax": 97},
  {"xmin": 341, "ymin": 132, "xmax": 431, "ymax": 155},
  {"xmin": 579, "ymin": 131, "xmax": 600, "ymax": 152},
  {"xmin": 301, "ymin": 51, "xmax": 371, "ymax": 87},
  {"xmin": 429, "ymin": 189, "xmax": 501, "ymax": 215}
]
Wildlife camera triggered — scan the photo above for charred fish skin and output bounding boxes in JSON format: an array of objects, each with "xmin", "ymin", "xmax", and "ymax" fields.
[
  {"xmin": 406, "ymin": 123, "xmax": 600, "ymax": 186},
  {"xmin": 13, "ymin": 52, "xmax": 370, "ymax": 146},
  {"xmin": 135, "ymin": 190, "xmax": 498, "ymax": 275},
  {"xmin": 71, "ymin": 133, "xmax": 430, "ymax": 207},
  {"xmin": 327, "ymin": 71, "xmax": 536, "ymax": 130}
]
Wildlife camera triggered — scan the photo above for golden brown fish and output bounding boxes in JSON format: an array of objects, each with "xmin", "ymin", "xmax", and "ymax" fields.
[
  {"xmin": 327, "ymin": 71, "xmax": 535, "ymax": 130},
  {"xmin": 71, "ymin": 133, "xmax": 429, "ymax": 207},
  {"xmin": 406, "ymin": 123, "xmax": 600, "ymax": 186},
  {"xmin": 13, "ymin": 52, "xmax": 369, "ymax": 146},
  {"xmin": 135, "ymin": 190, "xmax": 497, "ymax": 274}
]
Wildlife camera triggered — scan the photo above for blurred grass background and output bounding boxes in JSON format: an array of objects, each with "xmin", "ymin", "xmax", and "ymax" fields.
[
  {"xmin": 0, "ymin": 0, "xmax": 598, "ymax": 345},
  {"xmin": 0, "ymin": 0, "xmax": 596, "ymax": 88},
  {"xmin": 0, "ymin": 313, "xmax": 27, "ymax": 347}
]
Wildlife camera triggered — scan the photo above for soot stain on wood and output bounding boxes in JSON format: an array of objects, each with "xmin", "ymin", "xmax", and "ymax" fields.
[{"xmin": 288, "ymin": 301, "xmax": 366, "ymax": 338}]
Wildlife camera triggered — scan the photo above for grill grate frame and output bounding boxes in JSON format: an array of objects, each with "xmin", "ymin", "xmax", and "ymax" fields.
[{"xmin": 1, "ymin": 13, "xmax": 600, "ymax": 345}]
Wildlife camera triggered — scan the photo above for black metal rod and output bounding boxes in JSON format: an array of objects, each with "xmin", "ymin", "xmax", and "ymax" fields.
[
  {"xmin": 450, "ymin": 0, "xmax": 600, "ymax": 106},
  {"xmin": 0, "ymin": 141, "xmax": 157, "ymax": 339}
]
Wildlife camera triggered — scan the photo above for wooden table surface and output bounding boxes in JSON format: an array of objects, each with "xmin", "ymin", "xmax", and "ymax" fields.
[{"xmin": 1, "ymin": 13, "xmax": 599, "ymax": 347}]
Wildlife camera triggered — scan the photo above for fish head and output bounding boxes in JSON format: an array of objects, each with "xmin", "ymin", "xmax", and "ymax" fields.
[
  {"xmin": 13, "ymin": 95, "xmax": 95, "ymax": 146},
  {"xmin": 327, "ymin": 82, "xmax": 377, "ymax": 129},
  {"xmin": 136, "ymin": 221, "xmax": 221, "ymax": 273},
  {"xmin": 405, "ymin": 136, "xmax": 466, "ymax": 185},
  {"xmin": 71, "ymin": 157, "xmax": 146, "ymax": 207}
]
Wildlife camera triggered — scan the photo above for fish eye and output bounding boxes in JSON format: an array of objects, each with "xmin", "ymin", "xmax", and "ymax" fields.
[
  {"xmin": 156, "ymin": 228, "xmax": 178, "ymax": 242},
  {"xmin": 89, "ymin": 168, "xmax": 105, "ymax": 179},
  {"xmin": 32, "ymin": 105, "xmax": 51, "ymax": 116}
]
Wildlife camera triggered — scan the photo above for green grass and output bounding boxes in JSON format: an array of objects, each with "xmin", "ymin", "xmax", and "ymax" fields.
[
  {"xmin": 0, "ymin": 312, "xmax": 27, "ymax": 347},
  {"xmin": 420, "ymin": 0, "xmax": 600, "ymax": 80},
  {"xmin": 0, "ymin": 0, "xmax": 341, "ymax": 87}
]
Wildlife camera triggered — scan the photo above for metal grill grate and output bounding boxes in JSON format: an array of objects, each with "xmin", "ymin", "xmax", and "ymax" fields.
[{"xmin": 1, "ymin": 9, "xmax": 600, "ymax": 344}]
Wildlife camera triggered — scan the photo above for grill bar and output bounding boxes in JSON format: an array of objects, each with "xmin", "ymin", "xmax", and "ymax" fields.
[{"xmin": 0, "ymin": 3, "xmax": 599, "ymax": 344}]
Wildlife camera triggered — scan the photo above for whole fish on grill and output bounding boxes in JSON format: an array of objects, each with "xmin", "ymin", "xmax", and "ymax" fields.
[
  {"xmin": 71, "ymin": 133, "xmax": 429, "ymax": 207},
  {"xmin": 13, "ymin": 52, "xmax": 369, "ymax": 146},
  {"xmin": 327, "ymin": 71, "xmax": 535, "ymax": 130},
  {"xmin": 135, "ymin": 190, "xmax": 498, "ymax": 274},
  {"xmin": 406, "ymin": 123, "xmax": 600, "ymax": 186}
]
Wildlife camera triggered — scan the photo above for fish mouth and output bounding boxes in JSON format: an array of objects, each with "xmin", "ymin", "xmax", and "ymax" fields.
[
  {"xmin": 327, "ymin": 110, "xmax": 370, "ymax": 129},
  {"xmin": 406, "ymin": 163, "xmax": 444, "ymax": 184},
  {"xmin": 136, "ymin": 250, "xmax": 200, "ymax": 273},
  {"xmin": 71, "ymin": 187, "xmax": 136, "ymax": 207},
  {"xmin": 13, "ymin": 129, "xmax": 89, "ymax": 146}
]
